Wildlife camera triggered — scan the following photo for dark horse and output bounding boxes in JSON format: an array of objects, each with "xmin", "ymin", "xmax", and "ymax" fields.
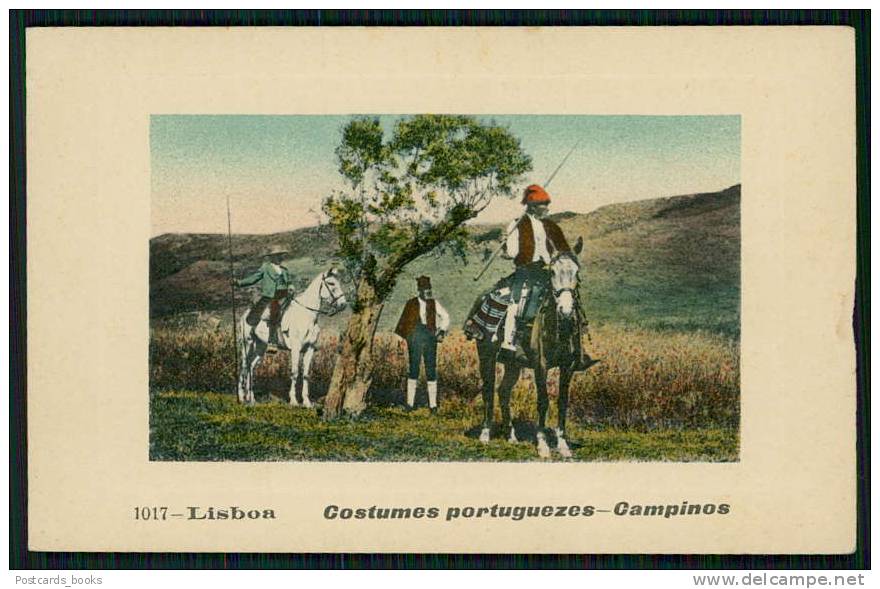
[{"xmin": 474, "ymin": 238, "xmax": 596, "ymax": 458}]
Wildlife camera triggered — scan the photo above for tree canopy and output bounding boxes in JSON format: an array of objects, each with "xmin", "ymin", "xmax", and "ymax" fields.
[
  {"xmin": 322, "ymin": 114, "xmax": 532, "ymax": 302},
  {"xmin": 321, "ymin": 115, "xmax": 532, "ymax": 418}
]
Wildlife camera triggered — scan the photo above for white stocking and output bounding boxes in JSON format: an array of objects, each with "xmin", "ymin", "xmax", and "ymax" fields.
[
  {"xmin": 427, "ymin": 381, "xmax": 438, "ymax": 409},
  {"xmin": 406, "ymin": 378, "xmax": 417, "ymax": 407}
]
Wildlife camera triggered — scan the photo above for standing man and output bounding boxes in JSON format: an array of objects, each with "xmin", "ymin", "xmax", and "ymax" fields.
[
  {"xmin": 498, "ymin": 184, "xmax": 571, "ymax": 360},
  {"xmin": 236, "ymin": 244, "xmax": 292, "ymax": 353},
  {"xmin": 394, "ymin": 276, "xmax": 450, "ymax": 413}
]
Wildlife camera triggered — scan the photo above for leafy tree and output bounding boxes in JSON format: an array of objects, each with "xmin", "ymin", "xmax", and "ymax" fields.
[{"xmin": 322, "ymin": 115, "xmax": 532, "ymax": 418}]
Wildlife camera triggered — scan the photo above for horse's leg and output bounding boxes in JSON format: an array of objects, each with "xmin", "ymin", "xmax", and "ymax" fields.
[
  {"xmin": 246, "ymin": 343, "xmax": 265, "ymax": 406},
  {"xmin": 238, "ymin": 331, "xmax": 250, "ymax": 404},
  {"xmin": 534, "ymin": 364, "xmax": 551, "ymax": 458},
  {"xmin": 497, "ymin": 363, "xmax": 521, "ymax": 443},
  {"xmin": 240, "ymin": 335, "xmax": 258, "ymax": 404},
  {"xmin": 556, "ymin": 367, "xmax": 573, "ymax": 458},
  {"xmin": 300, "ymin": 345, "xmax": 316, "ymax": 408},
  {"xmin": 478, "ymin": 342, "xmax": 496, "ymax": 444},
  {"xmin": 286, "ymin": 340, "xmax": 303, "ymax": 407}
]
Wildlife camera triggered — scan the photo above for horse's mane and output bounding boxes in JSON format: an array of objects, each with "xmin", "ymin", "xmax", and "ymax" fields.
[{"xmin": 554, "ymin": 249, "xmax": 581, "ymax": 267}]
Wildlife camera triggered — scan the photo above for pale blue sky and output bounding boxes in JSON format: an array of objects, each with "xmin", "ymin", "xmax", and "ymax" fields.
[{"xmin": 151, "ymin": 115, "xmax": 740, "ymax": 236}]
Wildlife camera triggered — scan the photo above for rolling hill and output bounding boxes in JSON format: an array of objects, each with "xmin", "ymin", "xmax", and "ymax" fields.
[{"xmin": 150, "ymin": 184, "xmax": 740, "ymax": 337}]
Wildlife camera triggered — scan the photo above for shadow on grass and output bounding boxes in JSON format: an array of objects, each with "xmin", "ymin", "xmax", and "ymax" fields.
[{"xmin": 462, "ymin": 419, "xmax": 573, "ymax": 448}]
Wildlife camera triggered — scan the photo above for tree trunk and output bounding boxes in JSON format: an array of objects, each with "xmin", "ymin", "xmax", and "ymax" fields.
[{"xmin": 323, "ymin": 280, "xmax": 384, "ymax": 419}]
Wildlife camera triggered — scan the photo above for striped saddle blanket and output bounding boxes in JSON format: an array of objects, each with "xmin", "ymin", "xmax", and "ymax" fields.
[
  {"xmin": 463, "ymin": 282, "xmax": 548, "ymax": 341},
  {"xmin": 469, "ymin": 287, "xmax": 512, "ymax": 336}
]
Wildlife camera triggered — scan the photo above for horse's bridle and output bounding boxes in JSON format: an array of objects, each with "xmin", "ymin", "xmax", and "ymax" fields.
[
  {"xmin": 550, "ymin": 251, "xmax": 580, "ymax": 299},
  {"xmin": 292, "ymin": 272, "xmax": 346, "ymax": 316}
]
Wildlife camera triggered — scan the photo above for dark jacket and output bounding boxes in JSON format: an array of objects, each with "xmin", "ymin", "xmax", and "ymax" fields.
[
  {"xmin": 237, "ymin": 262, "xmax": 291, "ymax": 298},
  {"xmin": 395, "ymin": 298, "xmax": 437, "ymax": 339}
]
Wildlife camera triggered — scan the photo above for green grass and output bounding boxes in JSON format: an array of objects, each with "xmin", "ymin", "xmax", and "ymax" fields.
[{"xmin": 150, "ymin": 391, "xmax": 738, "ymax": 462}]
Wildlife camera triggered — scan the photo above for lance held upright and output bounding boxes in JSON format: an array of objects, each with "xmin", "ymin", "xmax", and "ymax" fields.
[{"xmin": 394, "ymin": 276, "xmax": 450, "ymax": 413}]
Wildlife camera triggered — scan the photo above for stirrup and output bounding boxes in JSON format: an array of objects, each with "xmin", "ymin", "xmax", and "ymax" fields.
[
  {"xmin": 574, "ymin": 356, "xmax": 600, "ymax": 371},
  {"xmin": 498, "ymin": 345, "xmax": 528, "ymax": 364}
]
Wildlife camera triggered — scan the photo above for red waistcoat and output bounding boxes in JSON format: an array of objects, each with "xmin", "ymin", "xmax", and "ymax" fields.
[
  {"xmin": 514, "ymin": 217, "xmax": 572, "ymax": 266},
  {"xmin": 394, "ymin": 298, "xmax": 437, "ymax": 338}
]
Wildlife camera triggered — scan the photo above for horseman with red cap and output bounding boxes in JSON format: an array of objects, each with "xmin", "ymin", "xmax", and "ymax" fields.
[
  {"xmin": 506, "ymin": 184, "xmax": 571, "ymax": 268},
  {"xmin": 465, "ymin": 184, "xmax": 571, "ymax": 361}
]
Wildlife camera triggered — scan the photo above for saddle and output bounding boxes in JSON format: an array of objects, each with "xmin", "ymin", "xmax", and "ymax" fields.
[
  {"xmin": 463, "ymin": 279, "xmax": 549, "ymax": 343},
  {"xmin": 246, "ymin": 293, "xmax": 293, "ymax": 327},
  {"xmin": 268, "ymin": 297, "xmax": 291, "ymax": 324},
  {"xmin": 245, "ymin": 294, "xmax": 294, "ymax": 353},
  {"xmin": 465, "ymin": 283, "xmax": 598, "ymax": 371}
]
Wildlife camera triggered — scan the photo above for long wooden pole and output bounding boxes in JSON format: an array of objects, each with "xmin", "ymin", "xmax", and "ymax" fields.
[
  {"xmin": 473, "ymin": 139, "xmax": 582, "ymax": 281},
  {"xmin": 226, "ymin": 194, "xmax": 239, "ymax": 394}
]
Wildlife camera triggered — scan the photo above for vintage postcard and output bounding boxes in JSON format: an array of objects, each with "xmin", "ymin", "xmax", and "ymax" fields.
[
  {"xmin": 149, "ymin": 113, "xmax": 740, "ymax": 463},
  {"xmin": 26, "ymin": 27, "xmax": 856, "ymax": 553}
]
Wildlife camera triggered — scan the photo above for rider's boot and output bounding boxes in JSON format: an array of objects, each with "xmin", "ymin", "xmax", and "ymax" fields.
[
  {"xmin": 266, "ymin": 298, "xmax": 282, "ymax": 354},
  {"xmin": 498, "ymin": 308, "xmax": 528, "ymax": 364},
  {"xmin": 498, "ymin": 306, "xmax": 518, "ymax": 356},
  {"xmin": 266, "ymin": 322, "xmax": 279, "ymax": 354}
]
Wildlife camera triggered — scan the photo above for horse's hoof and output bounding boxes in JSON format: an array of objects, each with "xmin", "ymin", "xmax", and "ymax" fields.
[
  {"xmin": 536, "ymin": 434, "xmax": 551, "ymax": 459},
  {"xmin": 557, "ymin": 438, "xmax": 573, "ymax": 459},
  {"xmin": 479, "ymin": 428, "xmax": 491, "ymax": 444}
]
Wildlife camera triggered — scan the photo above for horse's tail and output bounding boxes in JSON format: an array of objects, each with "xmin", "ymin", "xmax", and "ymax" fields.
[{"xmin": 237, "ymin": 311, "xmax": 251, "ymax": 349}]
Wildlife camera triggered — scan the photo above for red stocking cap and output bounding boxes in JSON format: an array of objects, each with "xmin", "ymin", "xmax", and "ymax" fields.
[{"xmin": 522, "ymin": 184, "xmax": 551, "ymax": 205}]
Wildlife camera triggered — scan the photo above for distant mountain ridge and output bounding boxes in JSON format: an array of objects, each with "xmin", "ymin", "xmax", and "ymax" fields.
[{"xmin": 150, "ymin": 185, "xmax": 740, "ymax": 337}]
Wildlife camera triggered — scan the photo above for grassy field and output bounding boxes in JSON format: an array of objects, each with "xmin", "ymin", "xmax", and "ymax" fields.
[
  {"xmin": 150, "ymin": 391, "xmax": 738, "ymax": 462},
  {"xmin": 150, "ymin": 323, "xmax": 739, "ymax": 461}
]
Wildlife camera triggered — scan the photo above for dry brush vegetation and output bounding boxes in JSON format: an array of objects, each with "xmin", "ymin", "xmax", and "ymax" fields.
[{"xmin": 150, "ymin": 322, "xmax": 738, "ymax": 430}]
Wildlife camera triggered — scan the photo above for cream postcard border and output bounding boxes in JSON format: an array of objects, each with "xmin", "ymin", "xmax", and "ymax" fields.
[{"xmin": 26, "ymin": 27, "xmax": 856, "ymax": 553}]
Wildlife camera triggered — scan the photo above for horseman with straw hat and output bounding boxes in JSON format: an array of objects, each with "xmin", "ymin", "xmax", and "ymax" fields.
[{"xmin": 235, "ymin": 244, "xmax": 292, "ymax": 353}]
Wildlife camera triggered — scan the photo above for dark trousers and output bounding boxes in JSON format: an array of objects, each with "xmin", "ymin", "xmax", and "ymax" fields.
[
  {"xmin": 407, "ymin": 324, "xmax": 438, "ymax": 380},
  {"xmin": 245, "ymin": 291, "xmax": 288, "ymax": 327},
  {"xmin": 508, "ymin": 262, "xmax": 548, "ymax": 304}
]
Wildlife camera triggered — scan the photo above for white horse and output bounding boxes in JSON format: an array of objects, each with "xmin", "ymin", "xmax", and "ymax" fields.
[{"xmin": 237, "ymin": 268, "xmax": 347, "ymax": 406}]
